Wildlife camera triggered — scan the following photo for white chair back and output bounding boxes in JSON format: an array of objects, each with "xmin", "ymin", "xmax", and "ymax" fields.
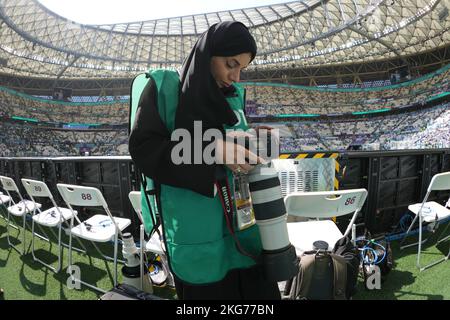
[
  {"xmin": 57, "ymin": 184, "xmax": 108, "ymax": 208},
  {"xmin": 0, "ymin": 176, "xmax": 20, "ymax": 193},
  {"xmin": 285, "ymin": 188, "xmax": 368, "ymax": 219},
  {"xmin": 428, "ymin": 171, "xmax": 450, "ymax": 192},
  {"xmin": 21, "ymin": 178, "xmax": 54, "ymax": 199},
  {"xmin": 128, "ymin": 191, "xmax": 143, "ymax": 224}
]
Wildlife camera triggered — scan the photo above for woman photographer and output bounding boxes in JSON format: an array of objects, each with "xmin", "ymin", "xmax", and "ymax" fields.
[{"xmin": 129, "ymin": 21, "xmax": 280, "ymax": 300}]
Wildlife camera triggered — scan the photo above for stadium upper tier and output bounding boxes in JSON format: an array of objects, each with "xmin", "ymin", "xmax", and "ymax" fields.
[
  {"xmin": 245, "ymin": 63, "xmax": 450, "ymax": 115},
  {"xmin": 0, "ymin": 89, "xmax": 127, "ymax": 125},
  {"xmin": 0, "ymin": 63, "xmax": 448, "ymax": 125},
  {"xmin": 0, "ymin": 0, "xmax": 449, "ymax": 78}
]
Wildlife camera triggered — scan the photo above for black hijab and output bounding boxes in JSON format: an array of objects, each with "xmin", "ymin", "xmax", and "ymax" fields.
[{"xmin": 175, "ymin": 21, "xmax": 257, "ymax": 131}]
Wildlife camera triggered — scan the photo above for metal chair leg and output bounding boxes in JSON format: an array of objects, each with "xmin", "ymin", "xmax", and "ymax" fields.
[
  {"xmin": 114, "ymin": 231, "xmax": 118, "ymax": 287},
  {"xmin": 62, "ymin": 219, "xmax": 87, "ymax": 253},
  {"xmin": 31, "ymin": 219, "xmax": 63, "ymax": 273},
  {"xmin": 140, "ymin": 224, "xmax": 145, "ymax": 291},
  {"xmin": 66, "ymin": 221, "xmax": 108, "ymax": 293},
  {"xmin": 6, "ymin": 211, "xmax": 25, "ymax": 255},
  {"xmin": 417, "ymin": 217, "xmax": 450, "ymax": 271},
  {"xmin": 66, "ymin": 227, "xmax": 123, "ymax": 292}
]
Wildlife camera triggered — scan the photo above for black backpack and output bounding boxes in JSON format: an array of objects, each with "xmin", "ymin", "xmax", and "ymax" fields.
[{"xmin": 332, "ymin": 236, "xmax": 361, "ymax": 298}]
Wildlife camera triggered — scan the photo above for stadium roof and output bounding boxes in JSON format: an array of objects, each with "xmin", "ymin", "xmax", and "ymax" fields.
[
  {"xmin": 37, "ymin": 0, "xmax": 293, "ymax": 25},
  {"xmin": 0, "ymin": 0, "xmax": 449, "ymax": 79}
]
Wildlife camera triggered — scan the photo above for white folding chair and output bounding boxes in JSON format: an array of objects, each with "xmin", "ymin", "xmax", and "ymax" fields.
[
  {"xmin": 128, "ymin": 191, "xmax": 172, "ymax": 288},
  {"xmin": 282, "ymin": 188, "xmax": 367, "ymax": 300},
  {"xmin": 0, "ymin": 175, "xmax": 41, "ymax": 255},
  {"xmin": 57, "ymin": 183, "xmax": 131, "ymax": 293},
  {"xmin": 284, "ymin": 188, "xmax": 368, "ymax": 255},
  {"xmin": 400, "ymin": 171, "xmax": 450, "ymax": 271},
  {"xmin": 0, "ymin": 190, "xmax": 12, "ymax": 221},
  {"xmin": 21, "ymin": 178, "xmax": 85, "ymax": 273}
]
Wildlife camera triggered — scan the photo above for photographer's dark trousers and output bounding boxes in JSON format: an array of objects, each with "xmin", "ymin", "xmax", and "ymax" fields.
[{"xmin": 174, "ymin": 264, "xmax": 281, "ymax": 300}]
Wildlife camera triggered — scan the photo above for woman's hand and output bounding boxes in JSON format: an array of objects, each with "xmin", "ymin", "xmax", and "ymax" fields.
[{"xmin": 215, "ymin": 131, "xmax": 266, "ymax": 174}]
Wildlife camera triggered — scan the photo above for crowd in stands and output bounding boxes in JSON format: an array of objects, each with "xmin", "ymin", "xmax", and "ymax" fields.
[
  {"xmin": 244, "ymin": 66, "xmax": 449, "ymax": 116},
  {"xmin": 2, "ymin": 100, "xmax": 447, "ymax": 156},
  {"xmin": 275, "ymin": 102, "xmax": 450, "ymax": 152},
  {"xmin": 0, "ymin": 65, "xmax": 449, "ymax": 156},
  {"xmin": 0, "ymin": 121, "xmax": 128, "ymax": 157},
  {"xmin": 0, "ymin": 89, "xmax": 127, "ymax": 125}
]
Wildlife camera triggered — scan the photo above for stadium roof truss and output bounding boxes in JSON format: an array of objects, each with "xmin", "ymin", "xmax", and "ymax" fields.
[{"xmin": 0, "ymin": 0, "xmax": 448, "ymax": 80}]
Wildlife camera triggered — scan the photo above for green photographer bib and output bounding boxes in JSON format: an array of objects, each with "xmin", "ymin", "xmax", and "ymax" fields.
[{"xmin": 132, "ymin": 69, "xmax": 262, "ymax": 284}]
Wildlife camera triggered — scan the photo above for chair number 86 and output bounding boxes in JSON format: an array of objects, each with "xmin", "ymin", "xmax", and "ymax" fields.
[{"xmin": 345, "ymin": 196, "xmax": 356, "ymax": 205}]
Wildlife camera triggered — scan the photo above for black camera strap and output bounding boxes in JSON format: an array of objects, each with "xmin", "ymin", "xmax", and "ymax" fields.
[
  {"xmin": 215, "ymin": 167, "xmax": 257, "ymax": 261},
  {"xmin": 139, "ymin": 171, "xmax": 163, "ymax": 242},
  {"xmin": 215, "ymin": 168, "xmax": 234, "ymax": 228}
]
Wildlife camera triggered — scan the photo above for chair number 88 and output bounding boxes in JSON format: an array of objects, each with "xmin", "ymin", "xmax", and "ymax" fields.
[{"xmin": 81, "ymin": 193, "xmax": 92, "ymax": 200}]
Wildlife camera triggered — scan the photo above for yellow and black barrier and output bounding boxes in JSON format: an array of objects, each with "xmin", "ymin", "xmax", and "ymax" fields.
[{"xmin": 279, "ymin": 152, "xmax": 340, "ymax": 190}]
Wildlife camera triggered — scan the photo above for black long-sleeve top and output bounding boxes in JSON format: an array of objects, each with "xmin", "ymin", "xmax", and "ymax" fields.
[{"xmin": 128, "ymin": 78, "xmax": 218, "ymax": 198}]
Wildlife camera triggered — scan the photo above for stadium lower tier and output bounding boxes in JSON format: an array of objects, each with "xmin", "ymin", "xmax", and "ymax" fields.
[
  {"xmin": 257, "ymin": 102, "xmax": 450, "ymax": 152},
  {"xmin": 0, "ymin": 101, "xmax": 448, "ymax": 157},
  {"xmin": 0, "ymin": 126, "xmax": 128, "ymax": 157}
]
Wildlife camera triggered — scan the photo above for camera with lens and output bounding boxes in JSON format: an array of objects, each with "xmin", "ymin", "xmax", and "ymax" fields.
[
  {"xmin": 121, "ymin": 233, "xmax": 154, "ymax": 293},
  {"xmin": 234, "ymin": 128, "xmax": 299, "ymax": 282}
]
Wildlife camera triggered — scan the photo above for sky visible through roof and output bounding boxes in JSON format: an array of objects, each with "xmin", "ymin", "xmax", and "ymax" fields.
[{"xmin": 38, "ymin": 0, "xmax": 291, "ymax": 24}]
